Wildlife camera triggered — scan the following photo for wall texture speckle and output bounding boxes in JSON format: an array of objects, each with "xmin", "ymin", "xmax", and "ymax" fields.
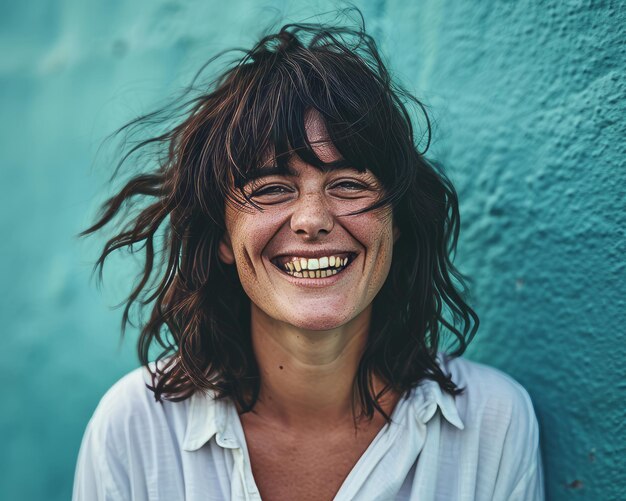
[{"xmin": 2, "ymin": 1, "xmax": 624, "ymax": 500}]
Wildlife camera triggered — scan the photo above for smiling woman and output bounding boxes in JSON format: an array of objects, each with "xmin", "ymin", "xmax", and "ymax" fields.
[
  {"xmin": 219, "ymin": 109, "xmax": 397, "ymax": 333},
  {"xmin": 73, "ymin": 11, "xmax": 544, "ymax": 501}
]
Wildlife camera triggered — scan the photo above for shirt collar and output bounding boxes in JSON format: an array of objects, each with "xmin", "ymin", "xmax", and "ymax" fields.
[
  {"xmin": 183, "ymin": 389, "xmax": 241, "ymax": 452},
  {"xmin": 182, "ymin": 362, "xmax": 464, "ymax": 451},
  {"xmin": 410, "ymin": 376, "xmax": 465, "ymax": 430}
]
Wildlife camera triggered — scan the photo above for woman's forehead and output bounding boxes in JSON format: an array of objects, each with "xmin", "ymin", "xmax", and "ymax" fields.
[
  {"xmin": 256, "ymin": 108, "xmax": 344, "ymax": 169},
  {"xmin": 303, "ymin": 108, "xmax": 343, "ymax": 164}
]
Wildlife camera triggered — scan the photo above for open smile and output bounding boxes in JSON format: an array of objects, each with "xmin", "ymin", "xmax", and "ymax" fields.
[{"xmin": 270, "ymin": 252, "xmax": 357, "ymax": 279}]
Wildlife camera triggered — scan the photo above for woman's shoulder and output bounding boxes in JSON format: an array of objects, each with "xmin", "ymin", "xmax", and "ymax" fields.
[
  {"xmin": 92, "ymin": 366, "xmax": 160, "ymax": 419},
  {"xmin": 431, "ymin": 356, "xmax": 544, "ymax": 498},
  {"xmin": 85, "ymin": 364, "xmax": 193, "ymax": 444},
  {"xmin": 74, "ymin": 366, "xmax": 200, "ymax": 498},
  {"xmin": 442, "ymin": 355, "xmax": 537, "ymax": 418},
  {"xmin": 97, "ymin": 365, "xmax": 152, "ymax": 403},
  {"xmin": 444, "ymin": 355, "xmax": 534, "ymax": 403},
  {"xmin": 438, "ymin": 355, "xmax": 541, "ymax": 452}
]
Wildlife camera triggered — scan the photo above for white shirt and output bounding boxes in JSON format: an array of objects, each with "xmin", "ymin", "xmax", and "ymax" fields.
[{"xmin": 73, "ymin": 356, "xmax": 544, "ymax": 500}]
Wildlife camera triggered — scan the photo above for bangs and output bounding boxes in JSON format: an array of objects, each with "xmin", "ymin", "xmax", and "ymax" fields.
[{"xmin": 206, "ymin": 25, "xmax": 426, "ymax": 214}]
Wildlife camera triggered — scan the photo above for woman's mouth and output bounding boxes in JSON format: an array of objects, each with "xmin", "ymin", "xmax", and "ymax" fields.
[{"xmin": 270, "ymin": 253, "xmax": 356, "ymax": 278}]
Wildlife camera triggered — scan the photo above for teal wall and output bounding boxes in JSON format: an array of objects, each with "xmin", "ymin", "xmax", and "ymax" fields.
[{"xmin": 2, "ymin": 1, "xmax": 624, "ymax": 500}]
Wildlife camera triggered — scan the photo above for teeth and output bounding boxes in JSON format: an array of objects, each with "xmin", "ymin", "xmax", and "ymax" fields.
[{"xmin": 280, "ymin": 254, "xmax": 353, "ymax": 277}]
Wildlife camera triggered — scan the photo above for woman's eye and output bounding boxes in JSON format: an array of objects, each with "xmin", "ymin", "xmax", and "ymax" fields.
[
  {"xmin": 331, "ymin": 181, "xmax": 368, "ymax": 191},
  {"xmin": 250, "ymin": 185, "xmax": 292, "ymax": 197}
]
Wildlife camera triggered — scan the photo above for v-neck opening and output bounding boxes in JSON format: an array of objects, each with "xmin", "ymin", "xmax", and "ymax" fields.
[
  {"xmin": 229, "ymin": 392, "xmax": 410, "ymax": 501},
  {"xmin": 331, "ymin": 395, "xmax": 408, "ymax": 500}
]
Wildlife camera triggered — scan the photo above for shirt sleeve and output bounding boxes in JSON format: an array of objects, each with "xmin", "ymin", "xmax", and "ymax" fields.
[
  {"xmin": 492, "ymin": 379, "xmax": 546, "ymax": 501},
  {"xmin": 72, "ymin": 409, "xmax": 132, "ymax": 501},
  {"xmin": 72, "ymin": 371, "xmax": 152, "ymax": 501},
  {"xmin": 508, "ymin": 453, "xmax": 545, "ymax": 501}
]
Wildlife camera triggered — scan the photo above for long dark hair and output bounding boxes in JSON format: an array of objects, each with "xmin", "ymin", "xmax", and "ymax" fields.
[{"xmin": 82, "ymin": 12, "xmax": 479, "ymax": 420}]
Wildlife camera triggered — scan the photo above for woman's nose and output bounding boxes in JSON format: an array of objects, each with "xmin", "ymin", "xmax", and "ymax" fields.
[{"xmin": 290, "ymin": 192, "xmax": 334, "ymax": 240}]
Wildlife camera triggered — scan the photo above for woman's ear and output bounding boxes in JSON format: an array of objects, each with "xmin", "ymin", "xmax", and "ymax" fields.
[{"xmin": 218, "ymin": 233, "xmax": 235, "ymax": 264}]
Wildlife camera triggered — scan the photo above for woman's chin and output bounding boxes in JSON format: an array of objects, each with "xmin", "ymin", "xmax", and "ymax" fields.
[{"xmin": 282, "ymin": 312, "xmax": 352, "ymax": 332}]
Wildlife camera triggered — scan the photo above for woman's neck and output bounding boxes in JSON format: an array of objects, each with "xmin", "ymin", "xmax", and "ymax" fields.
[{"xmin": 246, "ymin": 303, "xmax": 389, "ymax": 430}]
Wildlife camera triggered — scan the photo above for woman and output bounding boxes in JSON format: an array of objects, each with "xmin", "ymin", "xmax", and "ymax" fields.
[{"xmin": 73, "ymin": 18, "xmax": 544, "ymax": 501}]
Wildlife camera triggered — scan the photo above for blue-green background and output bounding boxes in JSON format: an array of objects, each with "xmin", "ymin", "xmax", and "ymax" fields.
[{"xmin": 2, "ymin": 1, "xmax": 624, "ymax": 500}]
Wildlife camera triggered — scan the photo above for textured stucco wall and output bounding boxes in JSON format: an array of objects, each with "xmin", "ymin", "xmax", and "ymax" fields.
[{"xmin": 2, "ymin": 1, "xmax": 624, "ymax": 500}]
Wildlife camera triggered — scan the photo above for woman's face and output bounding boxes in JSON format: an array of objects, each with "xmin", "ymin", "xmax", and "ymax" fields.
[{"xmin": 219, "ymin": 109, "xmax": 398, "ymax": 331}]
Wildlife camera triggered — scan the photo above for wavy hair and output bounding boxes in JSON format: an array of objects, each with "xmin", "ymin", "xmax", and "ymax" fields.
[{"xmin": 83, "ymin": 12, "xmax": 479, "ymax": 420}]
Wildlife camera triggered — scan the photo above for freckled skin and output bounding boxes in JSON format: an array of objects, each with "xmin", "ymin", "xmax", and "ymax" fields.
[{"xmin": 218, "ymin": 109, "xmax": 398, "ymax": 332}]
